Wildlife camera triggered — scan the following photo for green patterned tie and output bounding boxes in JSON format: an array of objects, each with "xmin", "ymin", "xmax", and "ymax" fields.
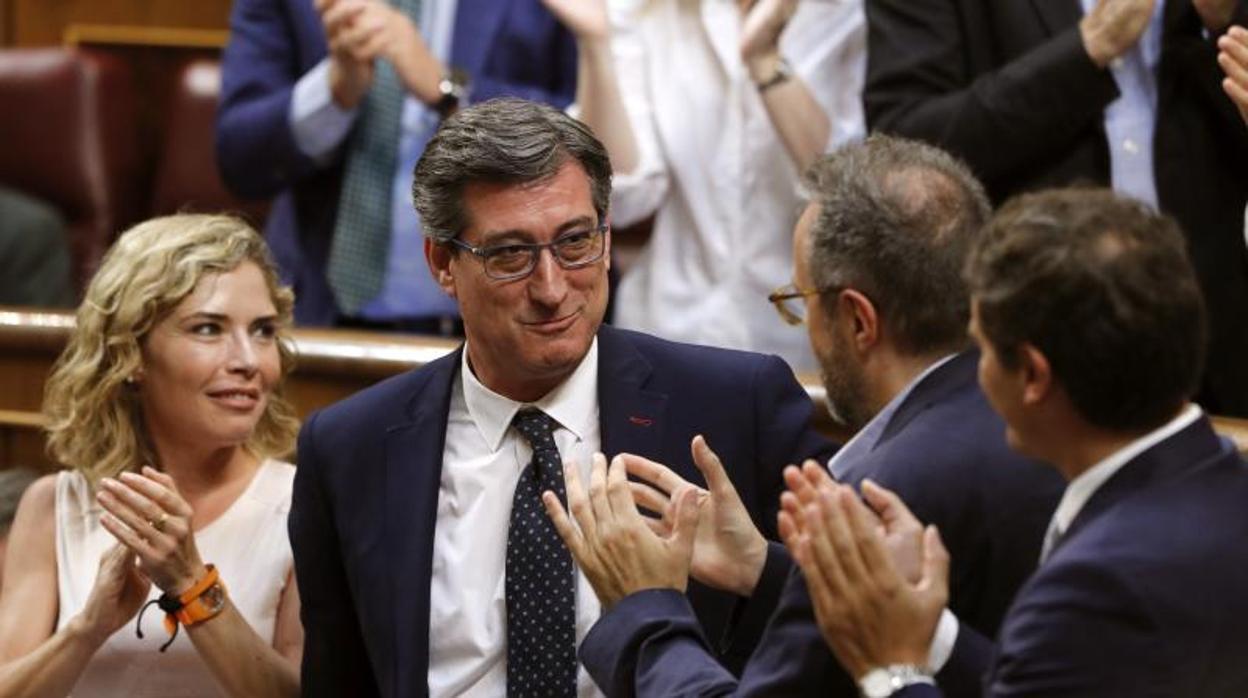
[{"xmin": 327, "ymin": 0, "xmax": 423, "ymax": 316}]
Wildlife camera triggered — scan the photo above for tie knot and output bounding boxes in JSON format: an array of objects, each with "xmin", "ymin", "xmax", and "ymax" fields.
[{"xmin": 512, "ymin": 409, "xmax": 560, "ymax": 454}]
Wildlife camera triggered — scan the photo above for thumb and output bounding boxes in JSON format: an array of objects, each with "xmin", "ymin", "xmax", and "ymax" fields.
[
  {"xmin": 690, "ymin": 435, "xmax": 731, "ymax": 494},
  {"xmin": 919, "ymin": 525, "xmax": 950, "ymax": 597},
  {"xmin": 861, "ymin": 479, "xmax": 915, "ymax": 529}
]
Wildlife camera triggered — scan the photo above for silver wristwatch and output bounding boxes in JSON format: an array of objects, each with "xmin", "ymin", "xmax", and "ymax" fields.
[{"xmin": 858, "ymin": 664, "xmax": 936, "ymax": 698}]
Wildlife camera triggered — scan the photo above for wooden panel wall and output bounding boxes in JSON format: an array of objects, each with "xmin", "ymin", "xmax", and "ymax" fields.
[
  {"xmin": 8, "ymin": 0, "xmax": 232, "ymax": 47},
  {"xmin": 3, "ymin": 308, "xmax": 1248, "ymax": 473}
]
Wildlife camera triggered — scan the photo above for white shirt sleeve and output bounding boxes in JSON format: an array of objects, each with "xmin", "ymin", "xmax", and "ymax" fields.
[
  {"xmin": 784, "ymin": 0, "xmax": 866, "ymax": 151},
  {"xmin": 604, "ymin": 0, "xmax": 671, "ymax": 227},
  {"xmin": 288, "ymin": 58, "xmax": 359, "ymax": 164},
  {"xmin": 928, "ymin": 609, "xmax": 960, "ymax": 672}
]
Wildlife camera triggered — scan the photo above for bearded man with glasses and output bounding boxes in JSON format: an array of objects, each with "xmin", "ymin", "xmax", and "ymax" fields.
[
  {"xmin": 543, "ymin": 135, "xmax": 1065, "ymax": 698},
  {"xmin": 288, "ymin": 97, "xmax": 836, "ymax": 697}
]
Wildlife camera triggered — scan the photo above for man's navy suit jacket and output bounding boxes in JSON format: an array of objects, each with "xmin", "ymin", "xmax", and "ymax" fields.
[
  {"xmin": 579, "ymin": 351, "xmax": 1064, "ymax": 697},
  {"xmin": 289, "ymin": 326, "xmax": 836, "ymax": 696},
  {"xmin": 215, "ymin": 0, "xmax": 577, "ymax": 324},
  {"xmin": 898, "ymin": 416, "xmax": 1248, "ymax": 697}
]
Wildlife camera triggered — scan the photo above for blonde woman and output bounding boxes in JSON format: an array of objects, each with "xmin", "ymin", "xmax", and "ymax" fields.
[{"xmin": 0, "ymin": 214, "xmax": 302, "ymax": 696}]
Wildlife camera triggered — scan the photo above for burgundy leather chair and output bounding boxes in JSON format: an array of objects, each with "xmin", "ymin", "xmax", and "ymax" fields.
[
  {"xmin": 0, "ymin": 48, "xmax": 142, "ymax": 293},
  {"xmin": 149, "ymin": 59, "xmax": 269, "ymax": 228}
]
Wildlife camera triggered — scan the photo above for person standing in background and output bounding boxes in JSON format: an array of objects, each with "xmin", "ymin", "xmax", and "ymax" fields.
[
  {"xmin": 545, "ymin": 0, "xmax": 865, "ymax": 373},
  {"xmin": 217, "ymin": 0, "xmax": 577, "ymax": 328},
  {"xmin": 864, "ymin": 0, "xmax": 1248, "ymax": 417}
]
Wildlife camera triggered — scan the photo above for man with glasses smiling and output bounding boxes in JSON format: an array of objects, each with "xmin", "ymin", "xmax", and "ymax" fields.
[
  {"xmin": 287, "ymin": 97, "xmax": 835, "ymax": 697},
  {"xmin": 549, "ymin": 135, "xmax": 1064, "ymax": 698}
]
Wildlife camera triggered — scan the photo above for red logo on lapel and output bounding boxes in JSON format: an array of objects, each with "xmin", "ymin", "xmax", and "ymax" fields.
[{"xmin": 628, "ymin": 416, "xmax": 654, "ymax": 427}]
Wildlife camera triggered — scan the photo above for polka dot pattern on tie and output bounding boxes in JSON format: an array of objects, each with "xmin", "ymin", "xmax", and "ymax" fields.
[{"xmin": 506, "ymin": 409, "xmax": 577, "ymax": 697}]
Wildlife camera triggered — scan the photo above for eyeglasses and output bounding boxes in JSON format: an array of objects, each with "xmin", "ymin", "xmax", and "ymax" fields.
[
  {"xmin": 768, "ymin": 282, "xmax": 841, "ymax": 326},
  {"xmin": 447, "ymin": 224, "xmax": 609, "ymax": 281}
]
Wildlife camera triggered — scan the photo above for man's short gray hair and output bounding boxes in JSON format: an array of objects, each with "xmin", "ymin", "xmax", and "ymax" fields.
[
  {"xmin": 803, "ymin": 134, "xmax": 991, "ymax": 356},
  {"xmin": 412, "ymin": 98, "xmax": 613, "ymax": 243}
]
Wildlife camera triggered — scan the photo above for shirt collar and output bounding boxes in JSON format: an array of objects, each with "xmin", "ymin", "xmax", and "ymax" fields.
[
  {"xmin": 1050, "ymin": 403, "xmax": 1203, "ymax": 536},
  {"xmin": 460, "ymin": 338, "xmax": 600, "ymax": 451},
  {"xmin": 827, "ymin": 353, "xmax": 957, "ymax": 476}
]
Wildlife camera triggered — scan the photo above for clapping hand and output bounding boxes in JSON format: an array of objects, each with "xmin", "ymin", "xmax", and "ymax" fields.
[
  {"xmin": 1078, "ymin": 0, "xmax": 1154, "ymax": 68},
  {"xmin": 74, "ymin": 543, "xmax": 152, "ymax": 644},
  {"xmin": 1219, "ymin": 26, "xmax": 1248, "ymax": 125},
  {"xmin": 622, "ymin": 436, "xmax": 769, "ymax": 597},
  {"xmin": 97, "ymin": 466, "xmax": 206, "ymax": 596},
  {"xmin": 317, "ymin": 0, "xmax": 441, "ymax": 107},
  {"xmin": 778, "ymin": 467, "xmax": 948, "ymax": 680},
  {"xmin": 542, "ymin": 453, "xmax": 699, "ymax": 610}
]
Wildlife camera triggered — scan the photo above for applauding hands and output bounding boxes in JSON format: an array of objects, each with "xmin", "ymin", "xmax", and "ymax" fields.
[{"xmin": 779, "ymin": 465, "xmax": 948, "ymax": 680}]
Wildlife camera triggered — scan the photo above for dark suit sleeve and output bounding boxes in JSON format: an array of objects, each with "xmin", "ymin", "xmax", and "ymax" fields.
[
  {"xmin": 715, "ymin": 355, "xmax": 835, "ymax": 668},
  {"xmin": 290, "ymin": 411, "xmax": 380, "ymax": 697},
  {"xmin": 985, "ymin": 559, "xmax": 1163, "ymax": 696},
  {"xmin": 216, "ymin": 0, "xmax": 326, "ymax": 199},
  {"xmin": 1163, "ymin": 4, "xmax": 1248, "ymax": 162},
  {"xmin": 749, "ymin": 355, "xmax": 838, "ymax": 541},
  {"xmin": 580, "ymin": 590, "xmax": 738, "ymax": 698},
  {"xmin": 469, "ymin": 24, "xmax": 578, "ymax": 108},
  {"xmin": 863, "ymin": 0, "xmax": 1118, "ymax": 184},
  {"xmin": 733, "ymin": 563, "xmax": 857, "ymax": 697}
]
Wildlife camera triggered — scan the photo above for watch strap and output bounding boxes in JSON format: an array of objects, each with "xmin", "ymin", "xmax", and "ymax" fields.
[
  {"xmin": 755, "ymin": 57, "xmax": 792, "ymax": 93},
  {"xmin": 173, "ymin": 564, "xmax": 227, "ymax": 628}
]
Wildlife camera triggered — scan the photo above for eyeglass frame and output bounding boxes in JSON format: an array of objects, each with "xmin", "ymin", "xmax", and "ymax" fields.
[
  {"xmin": 443, "ymin": 223, "xmax": 610, "ymax": 281},
  {"xmin": 768, "ymin": 282, "xmax": 845, "ymax": 326}
]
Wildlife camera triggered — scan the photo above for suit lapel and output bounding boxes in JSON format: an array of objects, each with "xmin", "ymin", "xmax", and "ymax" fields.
[
  {"xmin": 1027, "ymin": 0, "xmax": 1082, "ymax": 35},
  {"xmin": 450, "ymin": 0, "xmax": 508, "ymax": 77},
  {"xmin": 597, "ymin": 327, "xmax": 669, "ymax": 460},
  {"xmin": 385, "ymin": 348, "xmax": 461, "ymax": 697},
  {"xmin": 1060, "ymin": 415, "xmax": 1225, "ymax": 547},
  {"xmin": 874, "ymin": 351, "xmax": 979, "ymax": 447}
]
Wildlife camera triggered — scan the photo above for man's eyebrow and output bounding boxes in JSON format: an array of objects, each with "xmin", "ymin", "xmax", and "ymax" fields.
[{"xmin": 479, "ymin": 215, "xmax": 598, "ymax": 244}]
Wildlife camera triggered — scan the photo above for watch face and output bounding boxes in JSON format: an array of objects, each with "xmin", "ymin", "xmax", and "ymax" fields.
[
  {"xmin": 860, "ymin": 669, "xmax": 893, "ymax": 698},
  {"xmin": 200, "ymin": 583, "xmax": 226, "ymax": 614}
]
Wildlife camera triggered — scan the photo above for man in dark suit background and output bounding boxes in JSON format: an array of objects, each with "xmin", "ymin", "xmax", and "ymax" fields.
[
  {"xmin": 794, "ymin": 188, "xmax": 1248, "ymax": 697},
  {"xmin": 216, "ymin": 0, "xmax": 577, "ymax": 326},
  {"xmin": 543, "ymin": 135, "xmax": 1063, "ymax": 697},
  {"xmin": 864, "ymin": 0, "xmax": 1248, "ymax": 417},
  {"xmin": 288, "ymin": 98, "xmax": 834, "ymax": 696}
]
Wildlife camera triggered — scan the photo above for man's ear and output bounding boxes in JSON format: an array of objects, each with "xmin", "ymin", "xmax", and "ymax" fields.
[
  {"xmin": 1017, "ymin": 343, "xmax": 1053, "ymax": 406},
  {"xmin": 425, "ymin": 237, "xmax": 457, "ymax": 299},
  {"xmin": 839, "ymin": 289, "xmax": 879, "ymax": 352}
]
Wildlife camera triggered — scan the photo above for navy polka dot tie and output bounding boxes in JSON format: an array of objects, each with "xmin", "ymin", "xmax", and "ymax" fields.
[{"xmin": 506, "ymin": 409, "xmax": 577, "ymax": 697}]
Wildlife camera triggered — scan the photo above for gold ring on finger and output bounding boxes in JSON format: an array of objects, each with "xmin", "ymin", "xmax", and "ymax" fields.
[{"xmin": 150, "ymin": 512, "xmax": 169, "ymax": 533}]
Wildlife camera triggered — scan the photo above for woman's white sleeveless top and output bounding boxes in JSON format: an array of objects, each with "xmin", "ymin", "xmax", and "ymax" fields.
[{"xmin": 54, "ymin": 459, "xmax": 295, "ymax": 696}]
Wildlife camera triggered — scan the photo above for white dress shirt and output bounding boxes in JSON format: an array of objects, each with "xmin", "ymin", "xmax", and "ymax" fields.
[
  {"xmin": 1079, "ymin": 0, "xmax": 1164, "ymax": 210},
  {"xmin": 427, "ymin": 340, "xmax": 605, "ymax": 697},
  {"xmin": 606, "ymin": 0, "xmax": 865, "ymax": 373},
  {"xmin": 927, "ymin": 403, "xmax": 1204, "ymax": 673}
]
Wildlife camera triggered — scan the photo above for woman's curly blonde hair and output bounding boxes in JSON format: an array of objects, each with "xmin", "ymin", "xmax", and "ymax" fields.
[{"xmin": 43, "ymin": 214, "xmax": 300, "ymax": 484}]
